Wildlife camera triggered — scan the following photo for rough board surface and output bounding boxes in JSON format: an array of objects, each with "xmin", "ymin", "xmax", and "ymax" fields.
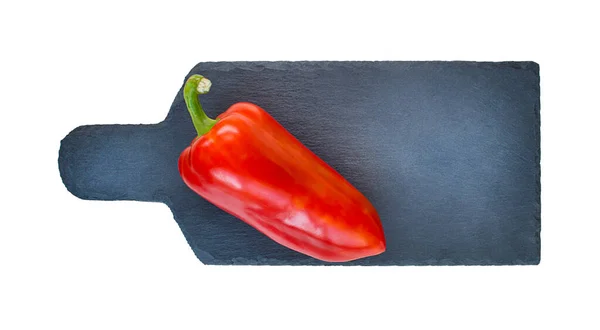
[{"xmin": 59, "ymin": 61, "xmax": 541, "ymax": 265}]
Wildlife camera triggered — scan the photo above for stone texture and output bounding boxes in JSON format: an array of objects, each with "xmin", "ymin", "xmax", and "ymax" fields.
[{"xmin": 59, "ymin": 61, "xmax": 541, "ymax": 265}]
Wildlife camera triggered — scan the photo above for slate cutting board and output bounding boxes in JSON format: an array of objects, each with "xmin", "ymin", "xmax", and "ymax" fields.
[{"xmin": 58, "ymin": 61, "xmax": 541, "ymax": 265}]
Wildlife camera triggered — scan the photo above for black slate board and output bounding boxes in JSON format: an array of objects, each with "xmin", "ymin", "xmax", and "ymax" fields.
[{"xmin": 58, "ymin": 61, "xmax": 541, "ymax": 265}]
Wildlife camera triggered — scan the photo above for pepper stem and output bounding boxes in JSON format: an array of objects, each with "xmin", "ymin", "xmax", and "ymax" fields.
[{"xmin": 183, "ymin": 74, "xmax": 217, "ymax": 136}]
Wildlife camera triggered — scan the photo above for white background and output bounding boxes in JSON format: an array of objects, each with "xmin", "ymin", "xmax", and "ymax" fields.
[{"xmin": 1, "ymin": 1, "xmax": 598, "ymax": 329}]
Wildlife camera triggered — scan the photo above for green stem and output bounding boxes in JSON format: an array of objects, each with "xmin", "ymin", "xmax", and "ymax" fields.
[{"xmin": 183, "ymin": 74, "xmax": 217, "ymax": 136}]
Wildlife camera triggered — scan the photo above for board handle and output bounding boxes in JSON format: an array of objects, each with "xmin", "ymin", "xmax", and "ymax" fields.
[{"xmin": 58, "ymin": 123, "xmax": 181, "ymax": 203}]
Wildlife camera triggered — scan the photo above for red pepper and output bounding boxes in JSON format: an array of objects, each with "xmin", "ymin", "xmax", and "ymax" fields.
[{"xmin": 178, "ymin": 74, "xmax": 386, "ymax": 262}]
